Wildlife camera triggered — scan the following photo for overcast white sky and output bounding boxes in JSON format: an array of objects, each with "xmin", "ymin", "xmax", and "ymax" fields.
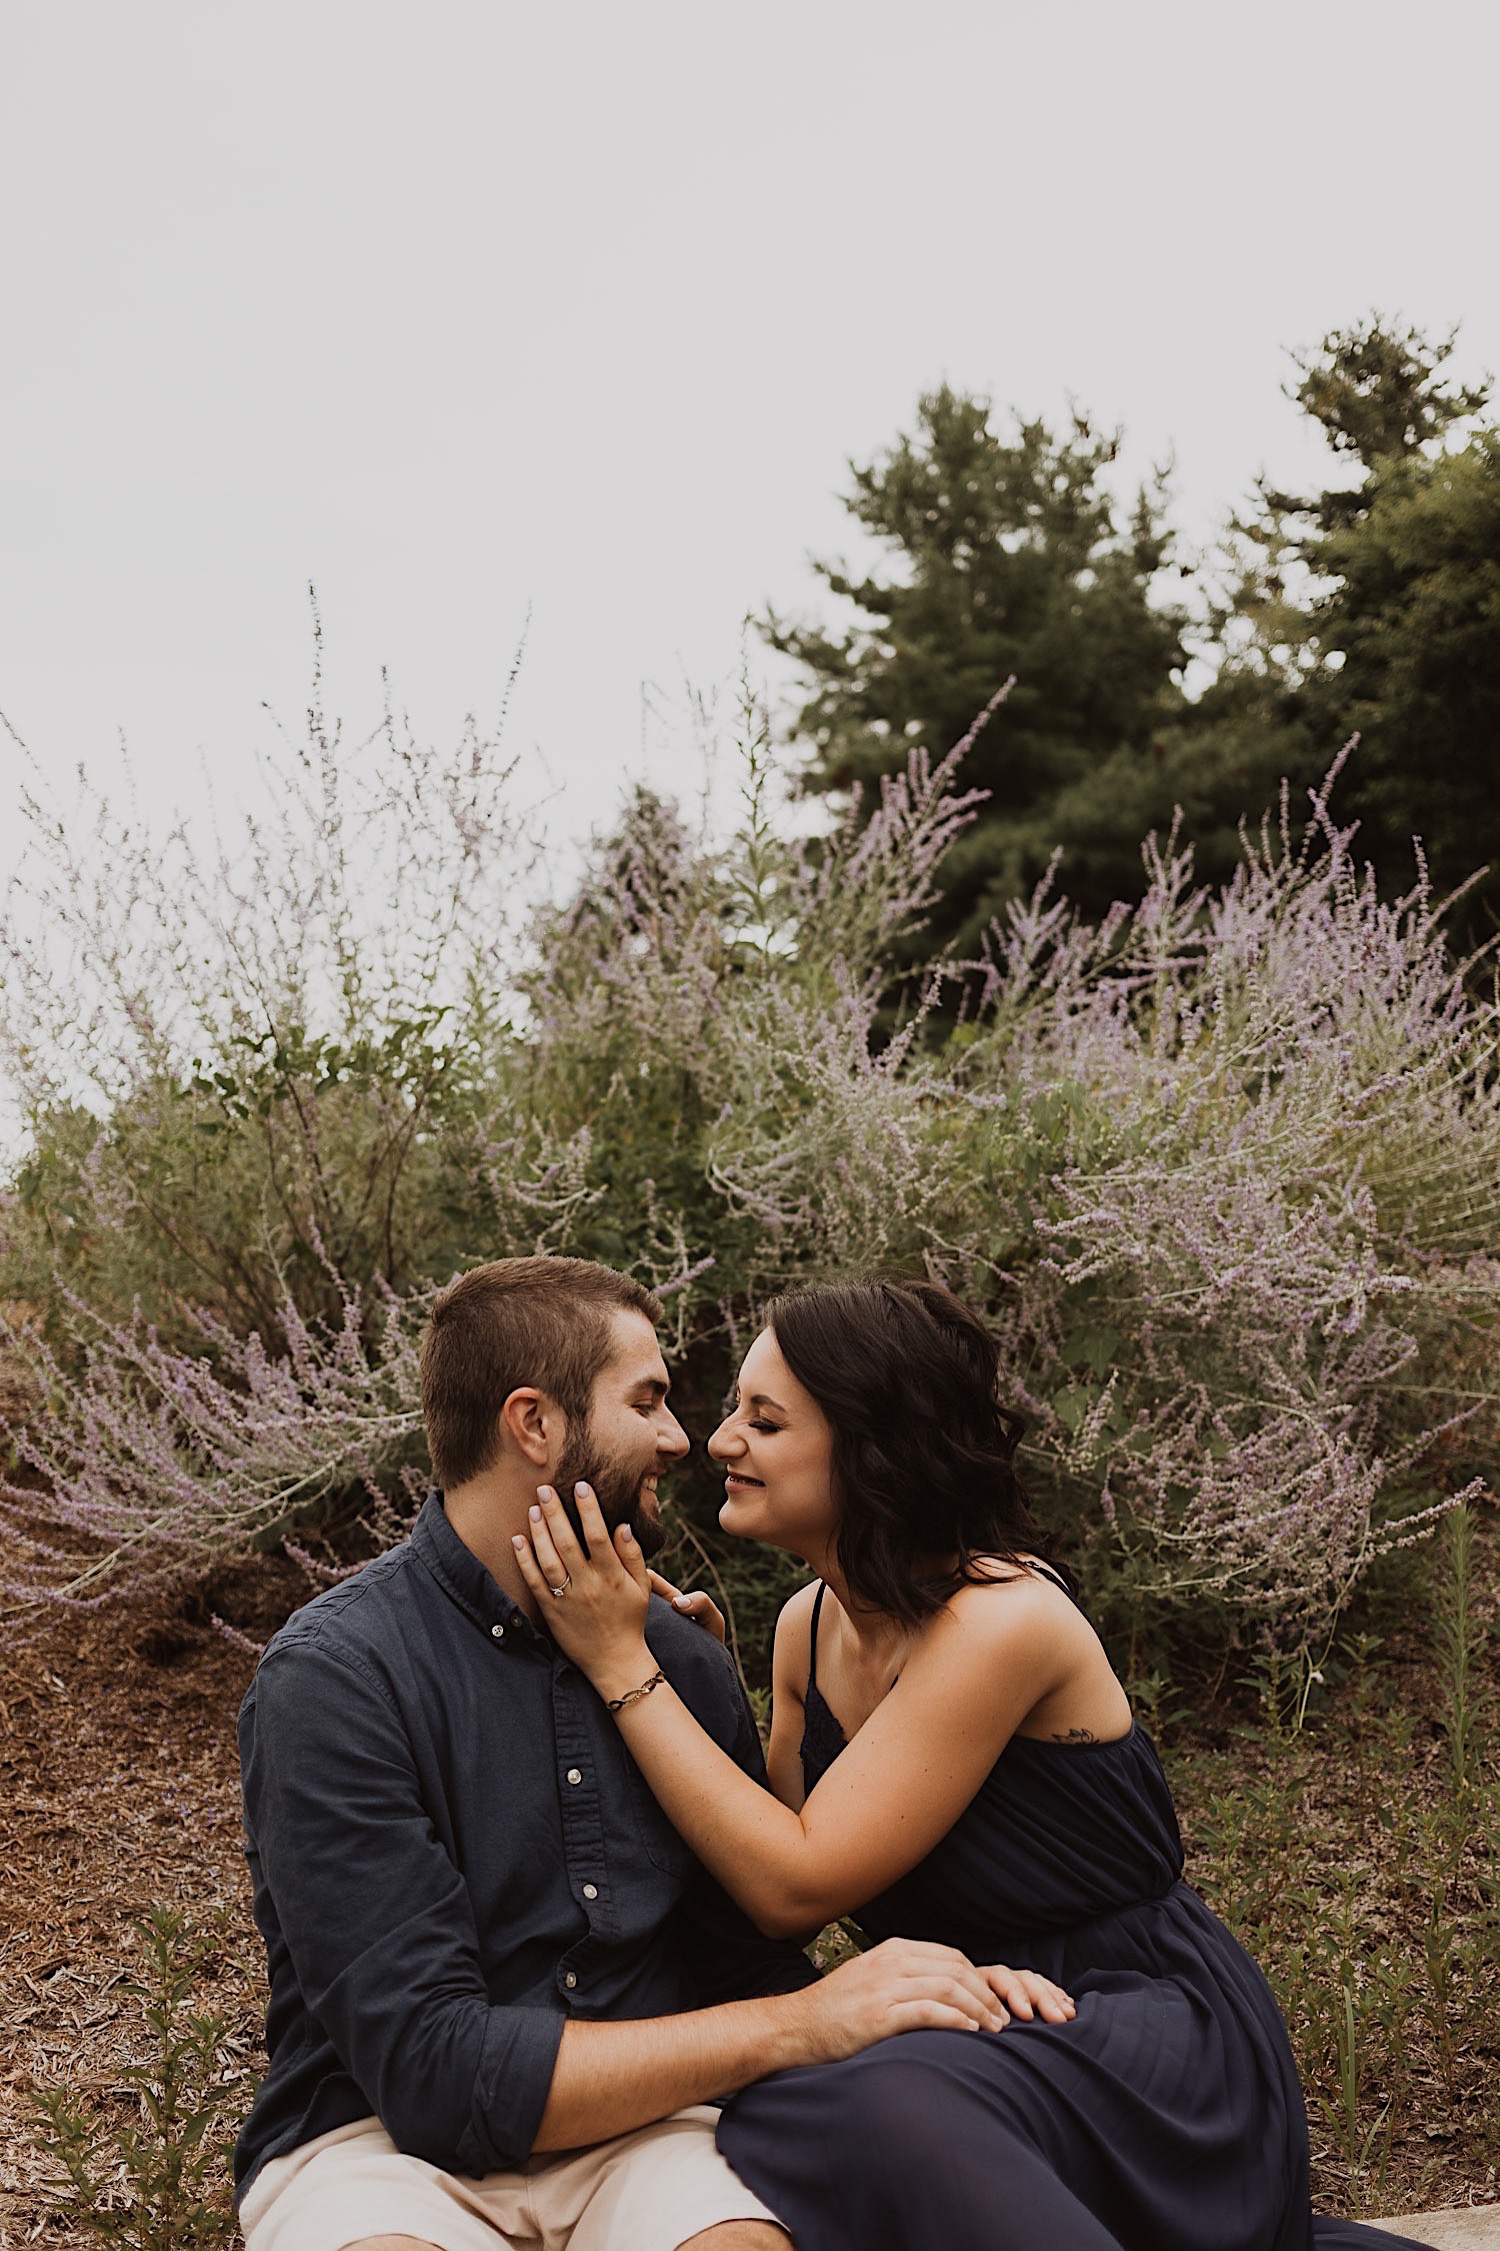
[{"xmin": 2, "ymin": 0, "xmax": 1496, "ymax": 861}]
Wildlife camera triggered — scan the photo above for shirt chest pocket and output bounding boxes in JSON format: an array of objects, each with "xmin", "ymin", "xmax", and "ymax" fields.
[
  {"xmin": 630, "ymin": 1786, "xmax": 696, "ymax": 1880},
  {"xmin": 577, "ymin": 1715, "xmax": 696, "ymax": 1886}
]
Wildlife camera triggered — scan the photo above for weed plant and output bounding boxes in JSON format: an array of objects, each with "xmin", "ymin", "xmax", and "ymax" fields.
[{"xmin": 25, "ymin": 1905, "xmax": 249, "ymax": 2250}]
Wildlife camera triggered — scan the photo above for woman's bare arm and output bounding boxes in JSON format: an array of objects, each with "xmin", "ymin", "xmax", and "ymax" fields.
[
  {"xmin": 515, "ymin": 1489, "xmax": 1089, "ymax": 1938},
  {"xmin": 765, "ymin": 1581, "xmax": 817, "ymax": 1812}
]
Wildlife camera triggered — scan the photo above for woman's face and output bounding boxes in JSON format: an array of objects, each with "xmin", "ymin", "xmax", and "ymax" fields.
[{"xmin": 707, "ymin": 1326, "xmax": 838, "ymax": 1559}]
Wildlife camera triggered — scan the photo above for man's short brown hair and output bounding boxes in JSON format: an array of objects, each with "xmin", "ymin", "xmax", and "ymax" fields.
[{"xmin": 419, "ymin": 1256, "xmax": 664, "ymax": 1490}]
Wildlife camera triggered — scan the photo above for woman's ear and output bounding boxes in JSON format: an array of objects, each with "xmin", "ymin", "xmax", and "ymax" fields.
[{"xmin": 499, "ymin": 1386, "xmax": 555, "ymax": 1468}]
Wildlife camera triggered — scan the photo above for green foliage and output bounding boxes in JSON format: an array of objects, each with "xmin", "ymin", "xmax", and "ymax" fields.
[
  {"xmin": 763, "ymin": 327, "xmax": 1498, "ymax": 946},
  {"xmin": 1310, "ymin": 433, "xmax": 1500, "ymax": 925},
  {"xmin": 25, "ymin": 1906, "xmax": 247, "ymax": 2250},
  {"xmin": 1433, "ymin": 1501, "xmax": 1485, "ymax": 1804},
  {"xmin": 0, "ymin": 643, "xmax": 541, "ymax": 1348},
  {"xmin": 9, "ymin": 1021, "xmax": 508, "ymax": 1346},
  {"xmin": 1019, "ymin": 706, "xmax": 1320, "ymax": 906},
  {"xmin": 1276, "ymin": 318, "xmax": 1489, "ymax": 499},
  {"xmin": 764, "ymin": 383, "xmax": 1188, "ymax": 941},
  {"xmin": 1215, "ymin": 318, "xmax": 1500, "ymax": 937}
]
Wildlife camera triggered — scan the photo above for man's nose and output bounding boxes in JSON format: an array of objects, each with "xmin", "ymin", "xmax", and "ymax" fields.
[{"xmin": 658, "ymin": 1409, "xmax": 691, "ymax": 1460}]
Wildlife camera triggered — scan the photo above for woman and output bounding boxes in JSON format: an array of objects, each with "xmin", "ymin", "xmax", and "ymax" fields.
[{"xmin": 515, "ymin": 1278, "xmax": 1432, "ymax": 2251}]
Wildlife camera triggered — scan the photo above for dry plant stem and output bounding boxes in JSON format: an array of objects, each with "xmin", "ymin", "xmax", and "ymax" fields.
[{"xmin": 1435, "ymin": 1502, "xmax": 1482, "ymax": 1807}]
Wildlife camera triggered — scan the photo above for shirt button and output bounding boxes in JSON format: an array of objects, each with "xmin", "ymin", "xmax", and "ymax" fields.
[
  {"xmin": 582, "ymin": 1883, "xmax": 598, "ymax": 1901},
  {"xmin": 490, "ymin": 1623, "xmax": 505, "ymax": 1640},
  {"xmin": 564, "ymin": 1971, "xmax": 578, "ymax": 1989},
  {"xmin": 566, "ymin": 1768, "xmax": 583, "ymax": 1786}
]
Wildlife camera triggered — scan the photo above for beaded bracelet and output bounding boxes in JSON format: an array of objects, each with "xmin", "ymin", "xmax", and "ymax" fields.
[{"xmin": 606, "ymin": 1667, "xmax": 665, "ymax": 1713}]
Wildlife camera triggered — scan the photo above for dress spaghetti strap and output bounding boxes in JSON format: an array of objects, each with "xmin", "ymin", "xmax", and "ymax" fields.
[{"xmin": 806, "ymin": 1581, "xmax": 829, "ymax": 1698}]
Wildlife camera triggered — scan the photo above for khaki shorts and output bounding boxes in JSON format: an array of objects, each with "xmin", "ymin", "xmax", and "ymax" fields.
[{"xmin": 238, "ymin": 2109, "xmax": 783, "ymax": 2251}]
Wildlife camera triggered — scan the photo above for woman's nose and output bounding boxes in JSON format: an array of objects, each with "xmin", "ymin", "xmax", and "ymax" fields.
[{"xmin": 707, "ymin": 1416, "xmax": 741, "ymax": 1463}]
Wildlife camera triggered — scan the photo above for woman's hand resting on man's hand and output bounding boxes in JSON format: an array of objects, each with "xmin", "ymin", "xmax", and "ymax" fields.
[{"xmin": 795, "ymin": 1941, "xmax": 1075, "ymax": 2058}]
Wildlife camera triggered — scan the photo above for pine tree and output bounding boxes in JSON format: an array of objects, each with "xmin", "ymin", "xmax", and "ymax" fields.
[
  {"xmin": 1229, "ymin": 319, "xmax": 1498, "ymax": 935},
  {"xmin": 765, "ymin": 385, "xmax": 1188, "ymax": 945}
]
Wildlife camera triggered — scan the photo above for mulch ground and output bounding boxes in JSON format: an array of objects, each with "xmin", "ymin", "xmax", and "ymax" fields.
[
  {"xmin": 0, "ymin": 1543, "xmax": 1494, "ymax": 2245},
  {"xmin": 0, "ymin": 1561, "xmax": 295, "ymax": 2247}
]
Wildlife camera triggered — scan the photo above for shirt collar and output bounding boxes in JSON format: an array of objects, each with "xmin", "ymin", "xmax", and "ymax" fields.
[{"xmin": 411, "ymin": 1490, "xmax": 549, "ymax": 1650}]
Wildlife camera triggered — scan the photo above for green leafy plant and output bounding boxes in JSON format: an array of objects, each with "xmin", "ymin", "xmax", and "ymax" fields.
[{"xmin": 26, "ymin": 1905, "xmax": 248, "ymax": 2250}]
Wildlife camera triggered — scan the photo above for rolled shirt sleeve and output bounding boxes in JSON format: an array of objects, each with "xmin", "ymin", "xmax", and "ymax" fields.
[
  {"xmin": 242, "ymin": 1642, "xmax": 563, "ymax": 2173},
  {"xmin": 236, "ymin": 1497, "xmax": 819, "ymax": 2199}
]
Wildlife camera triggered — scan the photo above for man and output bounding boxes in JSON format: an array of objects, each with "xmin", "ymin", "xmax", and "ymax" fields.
[{"xmin": 236, "ymin": 1255, "xmax": 1009, "ymax": 2251}]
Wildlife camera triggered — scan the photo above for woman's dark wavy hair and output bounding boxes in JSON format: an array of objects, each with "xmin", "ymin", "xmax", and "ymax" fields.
[{"xmin": 764, "ymin": 1276, "xmax": 1075, "ymax": 1626}]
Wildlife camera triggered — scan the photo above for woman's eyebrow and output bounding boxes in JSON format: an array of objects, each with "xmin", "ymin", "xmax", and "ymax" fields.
[{"xmin": 747, "ymin": 1392, "xmax": 787, "ymax": 1414}]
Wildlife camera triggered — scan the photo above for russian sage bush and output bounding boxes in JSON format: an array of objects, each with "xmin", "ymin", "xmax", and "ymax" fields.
[
  {"xmin": 1, "ymin": 675, "xmax": 1494, "ymax": 1651},
  {"xmin": 956, "ymin": 770, "xmax": 1497, "ymax": 1635},
  {"xmin": 1, "ymin": 1286, "xmax": 422, "ymax": 1611},
  {"xmin": 0, "ymin": 644, "xmax": 541, "ymax": 1340}
]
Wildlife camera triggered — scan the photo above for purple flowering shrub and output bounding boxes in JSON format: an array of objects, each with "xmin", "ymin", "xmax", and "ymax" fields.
[
  {"xmin": 0, "ymin": 650, "xmax": 543, "ymax": 1342},
  {"xmin": 1, "ymin": 676, "xmax": 1493, "ymax": 1648},
  {"xmin": 955, "ymin": 768, "xmax": 1497, "ymax": 1633},
  {"xmin": 0, "ymin": 662, "xmax": 551, "ymax": 1611},
  {"xmin": 1, "ymin": 1286, "xmax": 421, "ymax": 1613},
  {"xmin": 477, "ymin": 724, "xmax": 1498, "ymax": 1646}
]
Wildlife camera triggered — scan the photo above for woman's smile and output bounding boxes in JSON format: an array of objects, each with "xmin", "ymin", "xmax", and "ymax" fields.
[{"xmin": 709, "ymin": 1328, "xmax": 838, "ymax": 1560}]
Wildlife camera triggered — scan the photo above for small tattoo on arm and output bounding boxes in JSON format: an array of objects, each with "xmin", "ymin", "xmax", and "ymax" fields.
[{"xmin": 1052, "ymin": 1726, "xmax": 1099, "ymax": 1744}]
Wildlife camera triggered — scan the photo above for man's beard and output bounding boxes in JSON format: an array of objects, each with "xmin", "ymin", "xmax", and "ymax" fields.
[{"xmin": 554, "ymin": 1425, "xmax": 667, "ymax": 1562}]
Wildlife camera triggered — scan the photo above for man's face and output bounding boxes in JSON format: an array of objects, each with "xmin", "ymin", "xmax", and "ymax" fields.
[{"xmin": 552, "ymin": 1310, "xmax": 689, "ymax": 1562}]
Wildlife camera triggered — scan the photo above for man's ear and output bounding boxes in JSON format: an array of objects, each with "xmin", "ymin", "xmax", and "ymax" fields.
[{"xmin": 499, "ymin": 1386, "xmax": 562, "ymax": 1469}]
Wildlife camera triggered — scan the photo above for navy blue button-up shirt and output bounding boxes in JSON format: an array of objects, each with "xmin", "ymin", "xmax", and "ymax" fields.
[{"xmin": 235, "ymin": 1495, "xmax": 812, "ymax": 2197}]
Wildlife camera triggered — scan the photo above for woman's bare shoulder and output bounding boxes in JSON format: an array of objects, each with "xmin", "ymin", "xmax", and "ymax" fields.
[
  {"xmin": 940, "ymin": 1561, "xmax": 1085, "ymax": 1651},
  {"xmin": 771, "ymin": 1578, "xmax": 823, "ymax": 1697},
  {"xmin": 778, "ymin": 1577, "xmax": 823, "ymax": 1628}
]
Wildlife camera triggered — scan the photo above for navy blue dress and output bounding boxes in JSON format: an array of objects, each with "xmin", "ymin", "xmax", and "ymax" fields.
[{"xmin": 718, "ymin": 1581, "xmax": 1432, "ymax": 2251}]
